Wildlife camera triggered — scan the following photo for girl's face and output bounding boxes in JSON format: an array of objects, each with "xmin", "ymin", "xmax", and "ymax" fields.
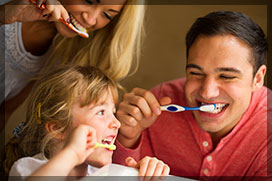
[
  {"xmin": 70, "ymin": 89, "xmax": 120, "ymax": 167},
  {"xmin": 56, "ymin": 0, "xmax": 126, "ymax": 37}
]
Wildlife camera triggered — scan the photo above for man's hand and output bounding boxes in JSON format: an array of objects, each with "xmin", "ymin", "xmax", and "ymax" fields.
[{"xmin": 116, "ymin": 88, "xmax": 171, "ymax": 148}]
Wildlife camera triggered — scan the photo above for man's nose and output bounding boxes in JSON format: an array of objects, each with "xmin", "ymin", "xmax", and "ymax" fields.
[{"xmin": 199, "ymin": 77, "xmax": 220, "ymax": 100}]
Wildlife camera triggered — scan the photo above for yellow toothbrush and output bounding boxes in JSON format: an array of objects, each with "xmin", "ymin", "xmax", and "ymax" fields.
[{"xmin": 94, "ymin": 143, "xmax": 116, "ymax": 150}]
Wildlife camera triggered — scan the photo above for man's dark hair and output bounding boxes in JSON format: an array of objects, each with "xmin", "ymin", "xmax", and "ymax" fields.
[{"xmin": 186, "ymin": 11, "xmax": 267, "ymax": 75}]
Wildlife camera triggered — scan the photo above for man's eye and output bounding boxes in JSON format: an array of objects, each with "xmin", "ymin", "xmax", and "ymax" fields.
[
  {"xmin": 190, "ymin": 72, "xmax": 203, "ymax": 76},
  {"xmin": 220, "ymin": 75, "xmax": 236, "ymax": 79},
  {"xmin": 103, "ymin": 12, "xmax": 112, "ymax": 21}
]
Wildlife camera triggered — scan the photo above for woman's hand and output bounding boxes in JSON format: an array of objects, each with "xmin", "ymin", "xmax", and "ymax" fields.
[
  {"xmin": 63, "ymin": 124, "xmax": 97, "ymax": 166},
  {"xmin": 126, "ymin": 156, "xmax": 170, "ymax": 180},
  {"xmin": 2, "ymin": 0, "xmax": 70, "ymax": 24}
]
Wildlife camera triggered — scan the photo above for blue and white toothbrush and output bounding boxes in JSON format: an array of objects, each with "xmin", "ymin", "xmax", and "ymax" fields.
[{"xmin": 161, "ymin": 104, "xmax": 216, "ymax": 112}]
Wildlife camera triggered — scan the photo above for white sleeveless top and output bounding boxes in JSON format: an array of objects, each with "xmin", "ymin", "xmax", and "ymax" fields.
[
  {"xmin": 0, "ymin": 21, "xmax": 50, "ymax": 103},
  {"xmin": 9, "ymin": 153, "xmax": 99, "ymax": 178}
]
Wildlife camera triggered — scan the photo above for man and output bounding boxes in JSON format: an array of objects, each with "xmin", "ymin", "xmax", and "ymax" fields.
[{"xmin": 113, "ymin": 11, "xmax": 271, "ymax": 179}]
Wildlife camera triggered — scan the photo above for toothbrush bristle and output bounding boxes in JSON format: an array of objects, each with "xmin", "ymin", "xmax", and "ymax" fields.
[
  {"xmin": 109, "ymin": 145, "xmax": 116, "ymax": 150},
  {"xmin": 200, "ymin": 104, "xmax": 216, "ymax": 112},
  {"xmin": 69, "ymin": 14, "xmax": 89, "ymax": 38},
  {"xmin": 69, "ymin": 24, "xmax": 89, "ymax": 38}
]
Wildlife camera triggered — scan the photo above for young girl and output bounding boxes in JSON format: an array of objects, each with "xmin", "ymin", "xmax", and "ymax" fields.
[
  {"xmin": 0, "ymin": 0, "xmax": 145, "ymax": 122},
  {"xmin": 4, "ymin": 65, "xmax": 170, "ymax": 178}
]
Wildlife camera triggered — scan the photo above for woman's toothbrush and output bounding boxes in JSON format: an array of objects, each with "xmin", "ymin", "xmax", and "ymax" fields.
[
  {"xmin": 29, "ymin": 0, "xmax": 89, "ymax": 38},
  {"xmin": 94, "ymin": 143, "xmax": 116, "ymax": 150},
  {"xmin": 58, "ymin": 18, "xmax": 89, "ymax": 38},
  {"xmin": 161, "ymin": 104, "xmax": 216, "ymax": 112}
]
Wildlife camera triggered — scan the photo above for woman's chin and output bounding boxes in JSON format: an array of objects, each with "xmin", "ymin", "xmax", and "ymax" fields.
[{"xmin": 55, "ymin": 22, "xmax": 78, "ymax": 38}]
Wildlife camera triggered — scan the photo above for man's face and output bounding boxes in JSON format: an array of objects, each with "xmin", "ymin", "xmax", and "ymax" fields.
[{"xmin": 185, "ymin": 35, "xmax": 264, "ymax": 138}]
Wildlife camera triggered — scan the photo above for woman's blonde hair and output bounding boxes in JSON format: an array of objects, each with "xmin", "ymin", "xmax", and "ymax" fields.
[
  {"xmin": 42, "ymin": 0, "xmax": 146, "ymax": 81},
  {"xmin": 4, "ymin": 65, "xmax": 118, "ymax": 175}
]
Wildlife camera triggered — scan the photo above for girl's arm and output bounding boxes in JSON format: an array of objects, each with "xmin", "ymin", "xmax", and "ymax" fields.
[
  {"xmin": 26, "ymin": 125, "xmax": 96, "ymax": 178},
  {"xmin": 3, "ymin": 81, "xmax": 35, "ymax": 124},
  {"xmin": 27, "ymin": 148, "xmax": 79, "ymax": 177}
]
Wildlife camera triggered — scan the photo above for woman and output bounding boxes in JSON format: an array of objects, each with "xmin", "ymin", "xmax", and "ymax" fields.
[{"xmin": 0, "ymin": 0, "xmax": 145, "ymax": 122}]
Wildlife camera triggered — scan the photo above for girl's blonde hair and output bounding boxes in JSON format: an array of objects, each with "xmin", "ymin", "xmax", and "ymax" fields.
[
  {"xmin": 42, "ymin": 0, "xmax": 146, "ymax": 81},
  {"xmin": 4, "ymin": 65, "xmax": 118, "ymax": 175}
]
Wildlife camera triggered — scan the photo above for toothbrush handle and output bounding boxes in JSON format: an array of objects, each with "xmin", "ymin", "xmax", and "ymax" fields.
[
  {"xmin": 94, "ymin": 143, "xmax": 107, "ymax": 148},
  {"xmin": 30, "ymin": 0, "xmax": 66, "ymax": 24},
  {"xmin": 160, "ymin": 104, "xmax": 185, "ymax": 112},
  {"xmin": 161, "ymin": 104, "xmax": 215, "ymax": 112},
  {"xmin": 59, "ymin": 18, "xmax": 69, "ymax": 26},
  {"xmin": 160, "ymin": 105, "xmax": 170, "ymax": 111},
  {"xmin": 29, "ymin": 0, "xmax": 46, "ymax": 10},
  {"xmin": 94, "ymin": 143, "xmax": 116, "ymax": 150},
  {"xmin": 184, "ymin": 107, "xmax": 200, "ymax": 111}
]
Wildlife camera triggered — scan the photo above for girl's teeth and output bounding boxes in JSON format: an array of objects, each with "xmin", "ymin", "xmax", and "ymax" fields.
[{"xmin": 102, "ymin": 138, "xmax": 113, "ymax": 145}]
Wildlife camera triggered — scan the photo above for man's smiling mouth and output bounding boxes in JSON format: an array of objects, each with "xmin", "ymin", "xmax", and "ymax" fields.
[{"xmin": 200, "ymin": 102, "xmax": 229, "ymax": 114}]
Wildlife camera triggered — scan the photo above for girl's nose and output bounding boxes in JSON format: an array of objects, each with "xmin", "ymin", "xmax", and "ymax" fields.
[
  {"xmin": 109, "ymin": 115, "xmax": 121, "ymax": 129},
  {"xmin": 200, "ymin": 77, "xmax": 220, "ymax": 100}
]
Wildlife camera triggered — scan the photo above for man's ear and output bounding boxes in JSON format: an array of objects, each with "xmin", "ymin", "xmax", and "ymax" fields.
[
  {"xmin": 252, "ymin": 65, "xmax": 266, "ymax": 91},
  {"xmin": 45, "ymin": 122, "xmax": 65, "ymax": 140}
]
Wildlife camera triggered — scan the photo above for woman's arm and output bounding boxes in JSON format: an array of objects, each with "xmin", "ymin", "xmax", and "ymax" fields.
[{"xmin": 3, "ymin": 81, "xmax": 35, "ymax": 124}]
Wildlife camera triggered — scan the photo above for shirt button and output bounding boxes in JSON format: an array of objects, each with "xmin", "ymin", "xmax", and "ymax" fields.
[
  {"xmin": 203, "ymin": 141, "xmax": 209, "ymax": 147},
  {"xmin": 203, "ymin": 168, "xmax": 209, "ymax": 174},
  {"xmin": 207, "ymin": 156, "xmax": 212, "ymax": 161}
]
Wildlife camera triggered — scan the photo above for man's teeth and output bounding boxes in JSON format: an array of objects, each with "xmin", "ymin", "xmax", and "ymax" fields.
[
  {"xmin": 70, "ymin": 14, "xmax": 86, "ymax": 32},
  {"xmin": 201, "ymin": 102, "xmax": 227, "ymax": 114}
]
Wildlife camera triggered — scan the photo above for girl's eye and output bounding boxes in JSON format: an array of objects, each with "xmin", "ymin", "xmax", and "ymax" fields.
[
  {"xmin": 103, "ymin": 12, "xmax": 112, "ymax": 21},
  {"xmin": 97, "ymin": 110, "xmax": 105, "ymax": 115}
]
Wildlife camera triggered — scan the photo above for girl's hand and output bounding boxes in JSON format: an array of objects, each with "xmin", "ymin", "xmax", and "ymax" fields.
[
  {"xmin": 126, "ymin": 156, "xmax": 170, "ymax": 180},
  {"xmin": 3, "ymin": 0, "xmax": 69, "ymax": 24},
  {"xmin": 63, "ymin": 124, "xmax": 97, "ymax": 166}
]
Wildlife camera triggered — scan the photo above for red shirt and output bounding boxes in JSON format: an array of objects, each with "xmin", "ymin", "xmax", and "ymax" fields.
[{"xmin": 113, "ymin": 78, "xmax": 272, "ymax": 179}]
